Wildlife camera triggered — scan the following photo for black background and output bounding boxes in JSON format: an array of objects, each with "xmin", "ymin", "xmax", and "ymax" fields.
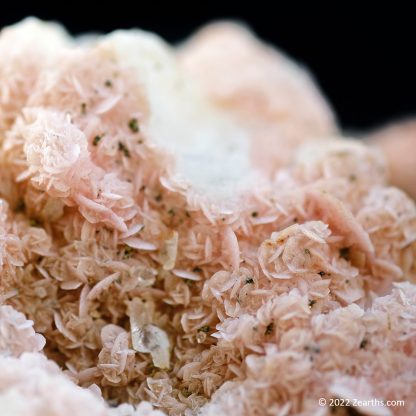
[{"xmin": 1, "ymin": 2, "xmax": 415, "ymax": 131}]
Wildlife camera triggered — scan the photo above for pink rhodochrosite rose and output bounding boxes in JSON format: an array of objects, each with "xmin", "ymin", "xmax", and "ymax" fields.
[{"xmin": 23, "ymin": 110, "xmax": 89, "ymax": 190}]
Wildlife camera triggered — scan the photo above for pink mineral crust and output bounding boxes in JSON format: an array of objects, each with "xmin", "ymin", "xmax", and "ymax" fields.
[
  {"xmin": 0, "ymin": 17, "xmax": 415, "ymax": 416},
  {"xmin": 0, "ymin": 304, "xmax": 45, "ymax": 356},
  {"xmin": 0, "ymin": 19, "xmax": 70, "ymax": 135},
  {"xmin": 178, "ymin": 22, "xmax": 337, "ymax": 177},
  {"xmin": 366, "ymin": 120, "xmax": 416, "ymax": 200},
  {"xmin": 0, "ymin": 305, "xmax": 162, "ymax": 416}
]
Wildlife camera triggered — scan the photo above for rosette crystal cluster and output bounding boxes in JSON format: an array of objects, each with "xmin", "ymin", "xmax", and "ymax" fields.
[{"xmin": 0, "ymin": 18, "xmax": 415, "ymax": 416}]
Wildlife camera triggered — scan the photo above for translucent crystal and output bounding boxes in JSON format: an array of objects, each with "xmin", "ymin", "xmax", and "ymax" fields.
[
  {"xmin": 129, "ymin": 298, "xmax": 170, "ymax": 369},
  {"xmin": 159, "ymin": 230, "xmax": 178, "ymax": 271}
]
